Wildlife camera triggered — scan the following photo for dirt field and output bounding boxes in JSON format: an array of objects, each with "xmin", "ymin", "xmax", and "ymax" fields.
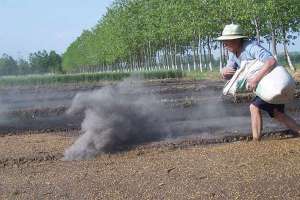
[
  {"xmin": 0, "ymin": 133, "xmax": 300, "ymax": 199},
  {"xmin": 0, "ymin": 78, "xmax": 300, "ymax": 199}
]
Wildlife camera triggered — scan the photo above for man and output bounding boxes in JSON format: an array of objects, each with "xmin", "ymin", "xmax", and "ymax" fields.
[{"xmin": 217, "ymin": 23, "xmax": 300, "ymax": 141}]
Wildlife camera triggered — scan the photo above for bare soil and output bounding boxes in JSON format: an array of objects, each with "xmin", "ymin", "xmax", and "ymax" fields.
[{"xmin": 0, "ymin": 133, "xmax": 300, "ymax": 199}]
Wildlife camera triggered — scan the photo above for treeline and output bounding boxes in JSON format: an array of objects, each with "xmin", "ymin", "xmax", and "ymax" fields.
[
  {"xmin": 62, "ymin": 0, "xmax": 300, "ymax": 72},
  {"xmin": 278, "ymin": 52, "xmax": 300, "ymax": 65},
  {"xmin": 0, "ymin": 50, "xmax": 62, "ymax": 76}
]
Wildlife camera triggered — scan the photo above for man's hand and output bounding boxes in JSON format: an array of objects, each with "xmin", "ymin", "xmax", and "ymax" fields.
[
  {"xmin": 221, "ymin": 67, "xmax": 236, "ymax": 80},
  {"xmin": 247, "ymin": 76, "xmax": 259, "ymax": 91},
  {"xmin": 246, "ymin": 57, "xmax": 277, "ymax": 91}
]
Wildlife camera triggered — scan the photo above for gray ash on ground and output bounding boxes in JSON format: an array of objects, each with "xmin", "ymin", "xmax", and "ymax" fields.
[{"xmin": 0, "ymin": 79, "xmax": 299, "ymax": 158}]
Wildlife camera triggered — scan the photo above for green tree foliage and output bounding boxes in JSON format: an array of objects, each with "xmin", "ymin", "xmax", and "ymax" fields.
[
  {"xmin": 29, "ymin": 50, "xmax": 50, "ymax": 73},
  {"xmin": 17, "ymin": 58, "xmax": 31, "ymax": 74},
  {"xmin": 48, "ymin": 51, "xmax": 63, "ymax": 73},
  {"xmin": 29, "ymin": 50, "xmax": 62, "ymax": 74},
  {"xmin": 0, "ymin": 50, "xmax": 62, "ymax": 76},
  {"xmin": 62, "ymin": 0, "xmax": 300, "ymax": 72},
  {"xmin": 0, "ymin": 54, "xmax": 18, "ymax": 76}
]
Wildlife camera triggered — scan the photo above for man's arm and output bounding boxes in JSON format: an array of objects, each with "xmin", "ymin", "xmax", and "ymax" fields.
[
  {"xmin": 247, "ymin": 57, "xmax": 277, "ymax": 90},
  {"xmin": 246, "ymin": 43, "xmax": 277, "ymax": 90}
]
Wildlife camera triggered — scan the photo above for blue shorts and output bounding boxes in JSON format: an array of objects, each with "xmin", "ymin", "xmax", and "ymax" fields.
[{"xmin": 251, "ymin": 96, "xmax": 285, "ymax": 118}]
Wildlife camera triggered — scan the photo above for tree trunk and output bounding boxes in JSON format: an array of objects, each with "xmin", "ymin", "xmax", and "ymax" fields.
[
  {"xmin": 156, "ymin": 51, "xmax": 159, "ymax": 71},
  {"xmin": 282, "ymin": 28, "xmax": 295, "ymax": 71},
  {"xmin": 164, "ymin": 47, "xmax": 169, "ymax": 70},
  {"xmin": 168, "ymin": 38, "xmax": 174, "ymax": 70},
  {"xmin": 203, "ymin": 42, "xmax": 207, "ymax": 70},
  {"xmin": 139, "ymin": 50, "xmax": 142, "ymax": 70},
  {"xmin": 219, "ymin": 42, "xmax": 223, "ymax": 72},
  {"xmin": 163, "ymin": 49, "xmax": 166, "ymax": 70},
  {"xmin": 180, "ymin": 50, "xmax": 183, "ymax": 71},
  {"xmin": 271, "ymin": 32, "xmax": 278, "ymax": 60},
  {"xmin": 207, "ymin": 37, "xmax": 213, "ymax": 71},
  {"xmin": 132, "ymin": 59, "xmax": 135, "ymax": 72},
  {"xmin": 187, "ymin": 49, "xmax": 191, "ymax": 72},
  {"xmin": 254, "ymin": 17, "xmax": 260, "ymax": 44},
  {"xmin": 148, "ymin": 41, "xmax": 152, "ymax": 70},
  {"xmin": 174, "ymin": 44, "xmax": 178, "ymax": 70},
  {"xmin": 143, "ymin": 47, "xmax": 147, "ymax": 70},
  {"xmin": 192, "ymin": 41, "xmax": 197, "ymax": 71},
  {"xmin": 129, "ymin": 55, "xmax": 132, "ymax": 72},
  {"xmin": 270, "ymin": 23, "xmax": 278, "ymax": 60},
  {"xmin": 198, "ymin": 34, "xmax": 203, "ymax": 72},
  {"xmin": 283, "ymin": 43, "xmax": 295, "ymax": 71}
]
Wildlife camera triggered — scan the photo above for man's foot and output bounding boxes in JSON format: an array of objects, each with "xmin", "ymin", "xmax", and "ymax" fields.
[{"xmin": 253, "ymin": 136, "xmax": 261, "ymax": 142}]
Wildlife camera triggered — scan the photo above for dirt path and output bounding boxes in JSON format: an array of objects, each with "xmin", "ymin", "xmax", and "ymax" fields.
[{"xmin": 1, "ymin": 133, "xmax": 300, "ymax": 199}]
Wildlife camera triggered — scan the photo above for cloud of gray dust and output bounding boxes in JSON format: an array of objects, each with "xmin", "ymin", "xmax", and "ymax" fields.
[
  {"xmin": 64, "ymin": 78, "xmax": 252, "ymax": 160},
  {"xmin": 63, "ymin": 78, "xmax": 172, "ymax": 160}
]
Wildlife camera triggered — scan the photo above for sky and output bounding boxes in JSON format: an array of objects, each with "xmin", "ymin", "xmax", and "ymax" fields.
[
  {"xmin": 0, "ymin": 0, "xmax": 113, "ymax": 59},
  {"xmin": 0, "ymin": 0, "xmax": 299, "ymax": 59}
]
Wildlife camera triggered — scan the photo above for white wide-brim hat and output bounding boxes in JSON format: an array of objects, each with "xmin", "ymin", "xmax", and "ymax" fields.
[{"xmin": 216, "ymin": 24, "xmax": 248, "ymax": 41}]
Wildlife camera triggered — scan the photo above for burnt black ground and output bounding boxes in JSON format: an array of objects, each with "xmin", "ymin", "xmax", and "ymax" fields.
[{"xmin": 0, "ymin": 79, "xmax": 299, "ymax": 141}]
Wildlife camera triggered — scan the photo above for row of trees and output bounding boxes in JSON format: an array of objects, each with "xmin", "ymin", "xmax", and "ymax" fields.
[
  {"xmin": 0, "ymin": 50, "xmax": 62, "ymax": 76},
  {"xmin": 62, "ymin": 0, "xmax": 300, "ymax": 73},
  {"xmin": 1, "ymin": 50, "xmax": 298, "ymax": 76}
]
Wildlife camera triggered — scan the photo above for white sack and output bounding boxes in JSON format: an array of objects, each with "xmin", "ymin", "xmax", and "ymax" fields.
[{"xmin": 223, "ymin": 59, "xmax": 295, "ymax": 104}]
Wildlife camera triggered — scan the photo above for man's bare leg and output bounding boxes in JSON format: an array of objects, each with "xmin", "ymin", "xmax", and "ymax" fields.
[
  {"xmin": 250, "ymin": 104, "xmax": 263, "ymax": 140},
  {"xmin": 273, "ymin": 110, "xmax": 300, "ymax": 135}
]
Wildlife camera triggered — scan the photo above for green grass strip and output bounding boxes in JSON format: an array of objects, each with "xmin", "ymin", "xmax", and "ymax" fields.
[{"xmin": 0, "ymin": 70, "xmax": 185, "ymax": 86}]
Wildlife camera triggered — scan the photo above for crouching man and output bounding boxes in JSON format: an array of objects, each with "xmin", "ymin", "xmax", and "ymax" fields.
[{"xmin": 217, "ymin": 23, "xmax": 300, "ymax": 140}]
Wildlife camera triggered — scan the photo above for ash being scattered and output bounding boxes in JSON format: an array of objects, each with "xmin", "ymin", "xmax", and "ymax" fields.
[
  {"xmin": 63, "ymin": 78, "xmax": 171, "ymax": 160},
  {"xmin": 63, "ymin": 77, "xmax": 251, "ymax": 160}
]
